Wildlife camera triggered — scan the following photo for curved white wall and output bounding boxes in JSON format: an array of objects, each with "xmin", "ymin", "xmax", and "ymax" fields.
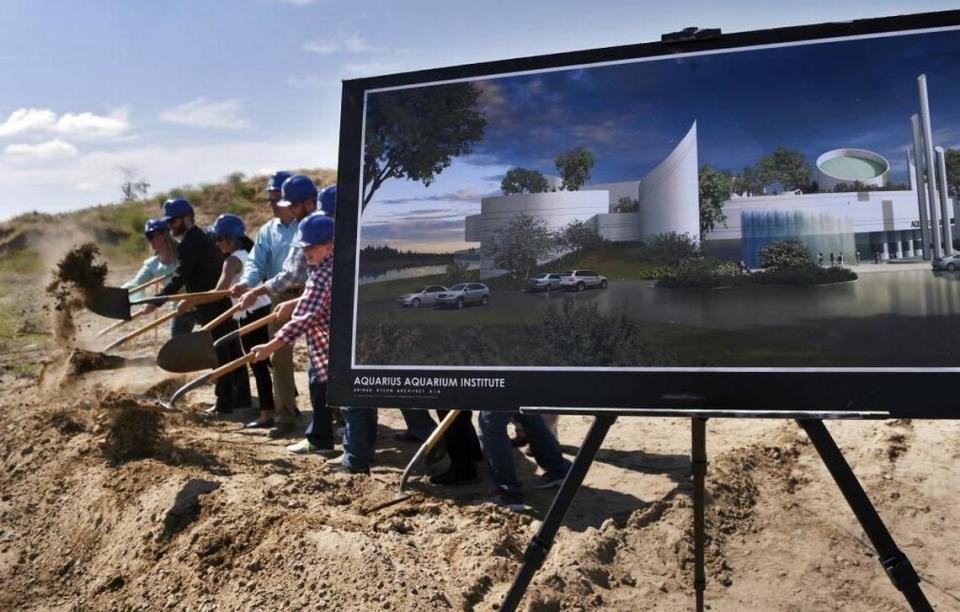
[
  {"xmin": 637, "ymin": 121, "xmax": 700, "ymax": 241},
  {"xmin": 816, "ymin": 148, "xmax": 890, "ymax": 192},
  {"xmin": 464, "ymin": 190, "xmax": 609, "ymax": 243}
]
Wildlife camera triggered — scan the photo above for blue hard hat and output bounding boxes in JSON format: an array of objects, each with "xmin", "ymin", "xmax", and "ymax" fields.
[
  {"xmin": 277, "ymin": 175, "xmax": 318, "ymax": 208},
  {"xmin": 319, "ymin": 185, "xmax": 337, "ymax": 217},
  {"xmin": 265, "ymin": 171, "xmax": 292, "ymax": 192},
  {"xmin": 210, "ymin": 213, "xmax": 246, "ymax": 238},
  {"xmin": 293, "ymin": 212, "xmax": 334, "ymax": 247},
  {"xmin": 144, "ymin": 218, "xmax": 169, "ymax": 236},
  {"xmin": 162, "ymin": 198, "xmax": 194, "ymax": 220}
]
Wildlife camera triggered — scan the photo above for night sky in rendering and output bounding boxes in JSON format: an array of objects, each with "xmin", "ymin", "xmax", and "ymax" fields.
[{"xmin": 361, "ymin": 28, "xmax": 960, "ymax": 252}]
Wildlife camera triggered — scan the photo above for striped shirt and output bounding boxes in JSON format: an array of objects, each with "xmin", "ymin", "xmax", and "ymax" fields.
[{"xmin": 276, "ymin": 255, "xmax": 333, "ymax": 379}]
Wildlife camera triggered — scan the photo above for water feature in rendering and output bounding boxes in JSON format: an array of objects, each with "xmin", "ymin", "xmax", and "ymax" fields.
[{"xmin": 741, "ymin": 209, "xmax": 857, "ymax": 267}]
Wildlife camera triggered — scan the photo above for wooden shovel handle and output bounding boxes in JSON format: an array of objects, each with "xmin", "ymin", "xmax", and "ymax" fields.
[
  {"xmin": 205, "ymin": 352, "xmax": 258, "ymax": 385},
  {"xmin": 127, "ymin": 272, "xmax": 173, "ymax": 294},
  {"xmin": 95, "ymin": 308, "xmax": 150, "ymax": 337},
  {"xmin": 201, "ymin": 301, "xmax": 246, "ymax": 332},
  {"xmin": 103, "ymin": 310, "xmax": 178, "ymax": 352},
  {"xmin": 132, "ymin": 289, "xmax": 233, "ymax": 306},
  {"xmin": 399, "ymin": 409, "xmax": 462, "ymax": 489},
  {"xmin": 236, "ymin": 311, "xmax": 279, "ymax": 337}
]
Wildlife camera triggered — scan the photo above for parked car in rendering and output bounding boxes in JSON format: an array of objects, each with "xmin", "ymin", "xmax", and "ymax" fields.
[
  {"xmin": 435, "ymin": 283, "xmax": 490, "ymax": 308},
  {"xmin": 560, "ymin": 270, "xmax": 608, "ymax": 291},
  {"xmin": 932, "ymin": 254, "xmax": 960, "ymax": 271},
  {"xmin": 396, "ymin": 285, "xmax": 448, "ymax": 308},
  {"xmin": 526, "ymin": 273, "xmax": 562, "ymax": 292}
]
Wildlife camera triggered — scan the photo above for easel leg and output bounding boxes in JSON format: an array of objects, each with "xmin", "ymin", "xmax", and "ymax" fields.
[
  {"xmin": 500, "ymin": 414, "xmax": 617, "ymax": 612},
  {"xmin": 796, "ymin": 419, "xmax": 932, "ymax": 612},
  {"xmin": 692, "ymin": 417, "xmax": 708, "ymax": 612}
]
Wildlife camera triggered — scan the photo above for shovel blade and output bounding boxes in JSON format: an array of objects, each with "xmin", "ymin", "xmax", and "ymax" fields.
[
  {"xmin": 156, "ymin": 330, "xmax": 217, "ymax": 373},
  {"xmin": 84, "ymin": 287, "xmax": 132, "ymax": 320}
]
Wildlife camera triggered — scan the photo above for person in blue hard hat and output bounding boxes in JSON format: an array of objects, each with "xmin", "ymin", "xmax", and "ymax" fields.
[
  {"xmin": 237, "ymin": 175, "xmax": 335, "ymax": 441},
  {"xmin": 228, "ymin": 172, "xmax": 302, "ymax": 429},
  {"xmin": 209, "ymin": 213, "xmax": 275, "ymax": 420},
  {"xmin": 119, "ymin": 218, "xmax": 196, "ymax": 336},
  {"xmin": 318, "ymin": 184, "xmax": 336, "ymax": 218},
  {"xmin": 249, "ymin": 213, "xmax": 374, "ymax": 469},
  {"xmin": 143, "ymin": 198, "xmax": 243, "ymax": 416}
]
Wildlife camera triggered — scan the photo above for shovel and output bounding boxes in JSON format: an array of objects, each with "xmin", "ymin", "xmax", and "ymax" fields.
[
  {"xmin": 168, "ymin": 352, "xmax": 259, "ymax": 408},
  {"xmin": 103, "ymin": 309, "xmax": 180, "ymax": 352},
  {"xmin": 85, "ymin": 287, "xmax": 233, "ymax": 320},
  {"xmin": 212, "ymin": 311, "xmax": 280, "ymax": 351},
  {"xmin": 363, "ymin": 409, "xmax": 461, "ymax": 514},
  {"xmin": 155, "ymin": 301, "xmax": 248, "ymax": 372},
  {"xmin": 127, "ymin": 272, "xmax": 173, "ymax": 294}
]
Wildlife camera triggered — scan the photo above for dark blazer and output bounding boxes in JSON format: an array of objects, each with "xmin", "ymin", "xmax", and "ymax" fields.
[{"xmin": 158, "ymin": 224, "xmax": 228, "ymax": 320}]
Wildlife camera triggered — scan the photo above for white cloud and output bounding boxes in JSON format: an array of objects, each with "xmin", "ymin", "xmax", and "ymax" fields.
[
  {"xmin": 159, "ymin": 98, "xmax": 251, "ymax": 130},
  {"xmin": 4, "ymin": 139, "xmax": 78, "ymax": 160},
  {"xmin": 0, "ymin": 108, "xmax": 57, "ymax": 137},
  {"xmin": 0, "ymin": 106, "xmax": 130, "ymax": 139}
]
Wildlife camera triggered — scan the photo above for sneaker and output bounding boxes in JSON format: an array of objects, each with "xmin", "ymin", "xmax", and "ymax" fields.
[
  {"xmin": 532, "ymin": 472, "xmax": 567, "ymax": 490},
  {"xmin": 242, "ymin": 418, "xmax": 274, "ymax": 429},
  {"xmin": 286, "ymin": 439, "xmax": 320, "ymax": 454},
  {"xmin": 487, "ymin": 487, "xmax": 526, "ymax": 512}
]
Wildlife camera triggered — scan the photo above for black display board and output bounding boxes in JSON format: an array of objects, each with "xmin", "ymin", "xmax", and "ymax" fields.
[{"xmin": 328, "ymin": 10, "xmax": 960, "ymax": 417}]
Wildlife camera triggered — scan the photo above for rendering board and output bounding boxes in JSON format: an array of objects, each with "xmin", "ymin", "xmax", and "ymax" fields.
[{"xmin": 328, "ymin": 10, "xmax": 960, "ymax": 416}]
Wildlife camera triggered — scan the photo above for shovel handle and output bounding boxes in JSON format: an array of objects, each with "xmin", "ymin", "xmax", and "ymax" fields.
[
  {"xmin": 95, "ymin": 308, "xmax": 150, "ymax": 337},
  {"xmin": 201, "ymin": 301, "xmax": 246, "ymax": 332},
  {"xmin": 399, "ymin": 409, "xmax": 462, "ymax": 490},
  {"xmin": 127, "ymin": 272, "xmax": 173, "ymax": 294},
  {"xmin": 103, "ymin": 310, "xmax": 179, "ymax": 352},
  {"xmin": 213, "ymin": 312, "xmax": 279, "ymax": 350},
  {"xmin": 169, "ymin": 352, "xmax": 259, "ymax": 407},
  {"xmin": 131, "ymin": 289, "xmax": 233, "ymax": 306}
]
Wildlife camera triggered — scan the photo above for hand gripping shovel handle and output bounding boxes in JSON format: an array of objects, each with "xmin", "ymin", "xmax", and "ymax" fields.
[
  {"xmin": 213, "ymin": 312, "xmax": 279, "ymax": 350},
  {"xmin": 169, "ymin": 352, "xmax": 258, "ymax": 407},
  {"xmin": 131, "ymin": 289, "xmax": 233, "ymax": 306},
  {"xmin": 96, "ymin": 308, "xmax": 150, "ymax": 337},
  {"xmin": 127, "ymin": 272, "xmax": 173, "ymax": 294},
  {"xmin": 103, "ymin": 310, "xmax": 179, "ymax": 352}
]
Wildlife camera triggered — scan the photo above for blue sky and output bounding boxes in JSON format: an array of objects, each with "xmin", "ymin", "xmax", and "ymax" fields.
[{"xmin": 0, "ymin": 0, "xmax": 957, "ymax": 223}]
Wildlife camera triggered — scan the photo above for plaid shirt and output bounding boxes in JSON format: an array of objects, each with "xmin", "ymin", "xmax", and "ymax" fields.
[
  {"xmin": 277, "ymin": 255, "xmax": 333, "ymax": 380},
  {"xmin": 265, "ymin": 243, "xmax": 307, "ymax": 295}
]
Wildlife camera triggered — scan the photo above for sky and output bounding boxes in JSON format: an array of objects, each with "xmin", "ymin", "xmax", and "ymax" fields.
[{"xmin": 1, "ymin": 0, "xmax": 957, "ymax": 225}]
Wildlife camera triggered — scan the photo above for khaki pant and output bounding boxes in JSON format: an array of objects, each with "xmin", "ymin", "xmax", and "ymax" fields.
[{"xmin": 269, "ymin": 288, "xmax": 302, "ymax": 423}]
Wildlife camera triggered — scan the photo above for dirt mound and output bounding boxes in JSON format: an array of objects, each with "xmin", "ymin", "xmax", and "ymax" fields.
[{"xmin": 94, "ymin": 391, "xmax": 166, "ymax": 464}]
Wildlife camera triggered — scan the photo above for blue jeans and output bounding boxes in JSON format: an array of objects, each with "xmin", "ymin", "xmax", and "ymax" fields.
[
  {"xmin": 479, "ymin": 411, "xmax": 571, "ymax": 494},
  {"xmin": 304, "ymin": 364, "xmax": 334, "ymax": 449},
  {"xmin": 400, "ymin": 409, "xmax": 437, "ymax": 441},
  {"xmin": 170, "ymin": 311, "xmax": 196, "ymax": 337},
  {"xmin": 341, "ymin": 407, "xmax": 378, "ymax": 470}
]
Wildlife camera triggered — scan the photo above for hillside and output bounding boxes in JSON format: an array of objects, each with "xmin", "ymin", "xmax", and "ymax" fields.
[{"xmin": 0, "ymin": 168, "xmax": 337, "ymax": 273}]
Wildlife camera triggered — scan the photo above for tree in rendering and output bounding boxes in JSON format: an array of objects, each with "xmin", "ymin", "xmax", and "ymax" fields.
[
  {"xmin": 757, "ymin": 147, "xmax": 813, "ymax": 191},
  {"xmin": 557, "ymin": 219, "xmax": 604, "ymax": 253},
  {"xmin": 555, "ymin": 146, "xmax": 595, "ymax": 191},
  {"xmin": 491, "ymin": 214, "xmax": 554, "ymax": 280},
  {"xmin": 698, "ymin": 165, "xmax": 732, "ymax": 238},
  {"xmin": 732, "ymin": 165, "xmax": 763, "ymax": 196},
  {"xmin": 945, "ymin": 148, "xmax": 960, "ymax": 198},
  {"xmin": 500, "ymin": 167, "xmax": 549, "ymax": 194},
  {"xmin": 362, "ymin": 83, "xmax": 486, "ymax": 211}
]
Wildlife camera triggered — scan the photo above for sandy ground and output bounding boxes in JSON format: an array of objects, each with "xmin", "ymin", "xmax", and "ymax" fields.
[{"xmin": 1, "ymin": 268, "xmax": 959, "ymax": 611}]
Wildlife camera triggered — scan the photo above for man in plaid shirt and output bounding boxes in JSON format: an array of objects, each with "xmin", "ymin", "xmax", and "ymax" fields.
[{"xmin": 251, "ymin": 213, "xmax": 378, "ymax": 473}]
